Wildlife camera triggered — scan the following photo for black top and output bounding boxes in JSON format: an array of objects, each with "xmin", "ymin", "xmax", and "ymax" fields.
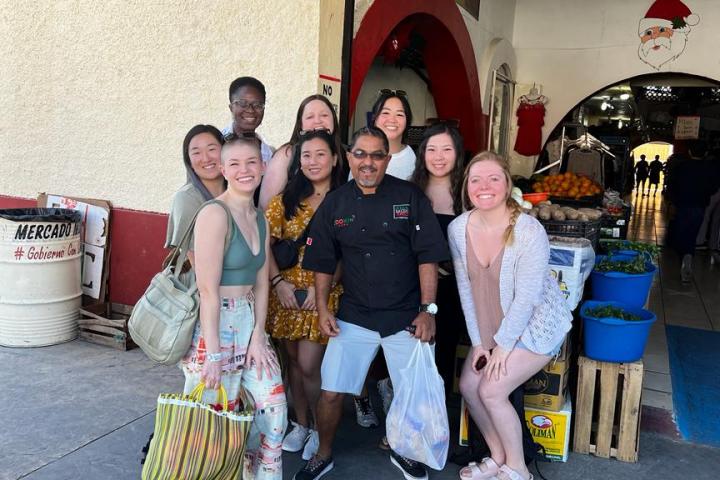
[{"xmin": 302, "ymin": 175, "xmax": 450, "ymax": 337}]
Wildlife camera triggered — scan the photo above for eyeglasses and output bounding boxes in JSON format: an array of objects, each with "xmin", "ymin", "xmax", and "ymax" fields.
[
  {"xmin": 224, "ymin": 131, "xmax": 258, "ymax": 142},
  {"xmin": 379, "ymin": 89, "xmax": 407, "ymax": 97},
  {"xmin": 298, "ymin": 128, "xmax": 333, "ymax": 137},
  {"xmin": 230, "ymin": 100, "xmax": 266, "ymax": 111},
  {"xmin": 350, "ymin": 149, "xmax": 388, "ymax": 161}
]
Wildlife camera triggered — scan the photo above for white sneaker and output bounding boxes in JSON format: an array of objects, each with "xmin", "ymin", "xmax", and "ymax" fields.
[
  {"xmin": 302, "ymin": 429, "xmax": 319, "ymax": 460},
  {"xmin": 377, "ymin": 378, "xmax": 394, "ymax": 415},
  {"xmin": 681, "ymin": 254, "xmax": 693, "ymax": 283},
  {"xmin": 353, "ymin": 396, "xmax": 379, "ymax": 428},
  {"xmin": 282, "ymin": 421, "xmax": 310, "ymax": 452}
]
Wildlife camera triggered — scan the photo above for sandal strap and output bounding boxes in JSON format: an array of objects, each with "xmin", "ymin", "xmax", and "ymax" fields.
[{"xmin": 498, "ymin": 464, "xmax": 528, "ymax": 480}]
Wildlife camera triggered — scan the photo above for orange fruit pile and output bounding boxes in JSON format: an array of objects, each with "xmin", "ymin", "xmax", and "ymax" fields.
[{"xmin": 532, "ymin": 172, "xmax": 602, "ymax": 199}]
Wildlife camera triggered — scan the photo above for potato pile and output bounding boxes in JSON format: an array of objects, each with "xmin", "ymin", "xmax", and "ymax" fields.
[
  {"xmin": 532, "ymin": 172, "xmax": 602, "ymax": 199},
  {"xmin": 528, "ymin": 201, "xmax": 603, "ymax": 222}
]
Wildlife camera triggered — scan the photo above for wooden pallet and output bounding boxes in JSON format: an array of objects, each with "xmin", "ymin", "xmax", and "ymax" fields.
[
  {"xmin": 573, "ymin": 355, "xmax": 643, "ymax": 463},
  {"xmin": 78, "ymin": 303, "xmax": 136, "ymax": 350}
]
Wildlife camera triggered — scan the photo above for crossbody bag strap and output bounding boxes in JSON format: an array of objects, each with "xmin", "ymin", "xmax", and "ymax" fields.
[
  {"xmin": 294, "ymin": 210, "xmax": 316, "ymax": 246},
  {"xmin": 169, "ymin": 199, "xmax": 234, "ymax": 273}
]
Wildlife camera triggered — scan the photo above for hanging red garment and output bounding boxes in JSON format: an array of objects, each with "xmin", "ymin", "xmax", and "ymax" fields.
[{"xmin": 514, "ymin": 102, "xmax": 545, "ymax": 156}]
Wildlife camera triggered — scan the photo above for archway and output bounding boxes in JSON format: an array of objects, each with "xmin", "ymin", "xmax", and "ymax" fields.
[{"xmin": 350, "ymin": 1, "xmax": 484, "ymax": 152}]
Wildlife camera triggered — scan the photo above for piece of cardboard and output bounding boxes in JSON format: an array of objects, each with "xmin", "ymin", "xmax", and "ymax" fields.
[
  {"xmin": 524, "ymin": 357, "xmax": 570, "ymax": 412},
  {"xmin": 37, "ymin": 193, "xmax": 112, "ymax": 301},
  {"xmin": 524, "ymin": 397, "xmax": 572, "ymax": 462}
]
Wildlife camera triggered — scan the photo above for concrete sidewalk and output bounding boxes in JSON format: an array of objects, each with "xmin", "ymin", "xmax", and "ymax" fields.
[{"xmin": 2, "ymin": 340, "xmax": 719, "ymax": 480}]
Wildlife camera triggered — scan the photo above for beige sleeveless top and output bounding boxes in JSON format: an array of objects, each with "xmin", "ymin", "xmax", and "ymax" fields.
[{"xmin": 466, "ymin": 233, "xmax": 504, "ymax": 350}]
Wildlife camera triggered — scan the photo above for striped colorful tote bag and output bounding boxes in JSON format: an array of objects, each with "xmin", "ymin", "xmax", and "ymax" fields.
[{"xmin": 142, "ymin": 384, "xmax": 254, "ymax": 480}]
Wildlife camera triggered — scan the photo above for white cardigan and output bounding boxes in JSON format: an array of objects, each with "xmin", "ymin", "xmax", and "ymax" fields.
[{"xmin": 448, "ymin": 212, "xmax": 572, "ymax": 354}]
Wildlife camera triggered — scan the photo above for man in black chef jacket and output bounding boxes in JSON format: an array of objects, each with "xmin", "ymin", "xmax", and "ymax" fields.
[{"xmin": 293, "ymin": 126, "xmax": 449, "ymax": 480}]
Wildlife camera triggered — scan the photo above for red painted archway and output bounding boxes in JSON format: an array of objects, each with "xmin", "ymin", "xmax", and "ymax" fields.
[{"xmin": 351, "ymin": 0, "xmax": 485, "ymax": 152}]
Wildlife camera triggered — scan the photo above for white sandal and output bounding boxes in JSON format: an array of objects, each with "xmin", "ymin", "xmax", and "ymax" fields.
[
  {"xmin": 496, "ymin": 464, "xmax": 533, "ymax": 480},
  {"xmin": 459, "ymin": 457, "xmax": 500, "ymax": 480}
]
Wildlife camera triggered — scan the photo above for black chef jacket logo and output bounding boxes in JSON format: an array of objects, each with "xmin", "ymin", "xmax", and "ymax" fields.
[
  {"xmin": 334, "ymin": 215, "xmax": 355, "ymax": 228},
  {"xmin": 393, "ymin": 204, "xmax": 410, "ymax": 219}
]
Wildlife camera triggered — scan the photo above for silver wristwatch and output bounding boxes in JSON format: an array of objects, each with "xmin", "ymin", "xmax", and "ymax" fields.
[{"xmin": 419, "ymin": 303, "xmax": 438, "ymax": 315}]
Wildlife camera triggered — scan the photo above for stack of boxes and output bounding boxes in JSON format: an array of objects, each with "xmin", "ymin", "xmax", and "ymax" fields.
[{"xmin": 522, "ymin": 338, "xmax": 572, "ymax": 462}]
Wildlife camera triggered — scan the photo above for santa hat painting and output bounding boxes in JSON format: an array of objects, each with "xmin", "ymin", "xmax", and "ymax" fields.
[{"xmin": 638, "ymin": 0, "xmax": 700, "ymax": 35}]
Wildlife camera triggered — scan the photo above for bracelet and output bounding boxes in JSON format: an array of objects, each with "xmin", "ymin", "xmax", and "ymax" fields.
[
  {"xmin": 271, "ymin": 277, "xmax": 284, "ymax": 289},
  {"xmin": 270, "ymin": 274, "xmax": 282, "ymax": 284},
  {"xmin": 207, "ymin": 352, "xmax": 223, "ymax": 363}
]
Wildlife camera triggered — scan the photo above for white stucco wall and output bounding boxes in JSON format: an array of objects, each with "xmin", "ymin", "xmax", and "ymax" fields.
[
  {"xmin": 513, "ymin": 0, "xmax": 720, "ymax": 145},
  {"xmin": 0, "ymin": 1, "xmax": 319, "ymax": 212},
  {"xmin": 461, "ymin": 0, "xmax": 517, "ymax": 114}
]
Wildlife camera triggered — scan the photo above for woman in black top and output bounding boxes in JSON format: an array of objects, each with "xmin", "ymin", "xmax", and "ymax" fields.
[{"xmin": 410, "ymin": 122, "xmax": 465, "ymax": 393}]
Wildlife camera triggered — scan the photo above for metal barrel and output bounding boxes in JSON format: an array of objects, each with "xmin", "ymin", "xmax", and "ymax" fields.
[{"xmin": 0, "ymin": 208, "xmax": 83, "ymax": 347}]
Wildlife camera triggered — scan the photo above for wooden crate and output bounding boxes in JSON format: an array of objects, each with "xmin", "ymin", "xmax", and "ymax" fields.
[
  {"xmin": 78, "ymin": 303, "xmax": 136, "ymax": 351},
  {"xmin": 573, "ymin": 356, "xmax": 643, "ymax": 463}
]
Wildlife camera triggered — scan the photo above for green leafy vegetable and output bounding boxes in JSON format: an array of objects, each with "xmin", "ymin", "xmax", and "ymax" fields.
[
  {"xmin": 585, "ymin": 305, "xmax": 642, "ymax": 321},
  {"xmin": 595, "ymin": 254, "xmax": 651, "ymax": 274},
  {"xmin": 604, "ymin": 241, "xmax": 660, "ymax": 260}
]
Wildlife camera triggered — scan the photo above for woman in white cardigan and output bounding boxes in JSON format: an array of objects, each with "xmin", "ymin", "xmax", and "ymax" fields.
[{"xmin": 448, "ymin": 152, "xmax": 572, "ymax": 480}]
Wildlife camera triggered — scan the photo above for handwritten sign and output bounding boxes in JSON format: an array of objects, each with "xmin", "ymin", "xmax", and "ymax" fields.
[{"xmin": 674, "ymin": 116, "xmax": 700, "ymax": 140}]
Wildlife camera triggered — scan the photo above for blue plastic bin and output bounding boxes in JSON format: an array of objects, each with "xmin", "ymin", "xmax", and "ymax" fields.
[
  {"xmin": 580, "ymin": 300, "xmax": 656, "ymax": 362},
  {"xmin": 590, "ymin": 255, "xmax": 656, "ymax": 307}
]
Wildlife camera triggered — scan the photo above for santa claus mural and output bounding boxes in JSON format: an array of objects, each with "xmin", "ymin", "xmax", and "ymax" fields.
[{"xmin": 638, "ymin": 0, "xmax": 700, "ymax": 71}]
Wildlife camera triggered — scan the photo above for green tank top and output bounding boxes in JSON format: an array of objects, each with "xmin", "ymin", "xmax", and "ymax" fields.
[{"xmin": 212, "ymin": 201, "xmax": 266, "ymax": 286}]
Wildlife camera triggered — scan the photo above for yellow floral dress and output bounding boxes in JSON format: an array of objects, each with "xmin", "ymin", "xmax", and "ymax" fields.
[{"xmin": 266, "ymin": 194, "xmax": 342, "ymax": 344}]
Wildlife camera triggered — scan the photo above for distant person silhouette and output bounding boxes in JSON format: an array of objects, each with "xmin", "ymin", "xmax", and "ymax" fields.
[
  {"xmin": 635, "ymin": 154, "xmax": 649, "ymax": 196},
  {"xmin": 648, "ymin": 155, "xmax": 663, "ymax": 196}
]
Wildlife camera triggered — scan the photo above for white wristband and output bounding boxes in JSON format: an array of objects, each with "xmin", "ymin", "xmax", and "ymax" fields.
[{"xmin": 207, "ymin": 352, "xmax": 223, "ymax": 363}]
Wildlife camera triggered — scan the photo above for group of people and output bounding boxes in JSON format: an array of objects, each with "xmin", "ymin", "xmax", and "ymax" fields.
[
  {"xmin": 162, "ymin": 75, "xmax": 572, "ymax": 480},
  {"xmin": 633, "ymin": 154, "xmax": 664, "ymax": 196}
]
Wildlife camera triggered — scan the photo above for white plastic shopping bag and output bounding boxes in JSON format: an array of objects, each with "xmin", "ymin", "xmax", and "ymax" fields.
[{"xmin": 386, "ymin": 340, "xmax": 450, "ymax": 470}]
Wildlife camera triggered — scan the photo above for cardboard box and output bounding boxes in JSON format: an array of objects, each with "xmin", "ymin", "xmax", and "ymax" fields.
[
  {"xmin": 459, "ymin": 398, "xmax": 470, "ymax": 446},
  {"xmin": 525, "ymin": 397, "xmax": 572, "ymax": 462},
  {"xmin": 524, "ymin": 357, "xmax": 569, "ymax": 411}
]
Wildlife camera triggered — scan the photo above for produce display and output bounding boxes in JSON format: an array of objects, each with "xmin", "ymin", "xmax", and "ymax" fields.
[
  {"xmin": 527, "ymin": 201, "xmax": 603, "ymax": 223},
  {"xmin": 583, "ymin": 305, "xmax": 642, "ymax": 322},
  {"xmin": 531, "ymin": 172, "xmax": 603, "ymax": 199},
  {"xmin": 604, "ymin": 240, "xmax": 660, "ymax": 260},
  {"xmin": 594, "ymin": 254, "xmax": 651, "ymax": 274}
]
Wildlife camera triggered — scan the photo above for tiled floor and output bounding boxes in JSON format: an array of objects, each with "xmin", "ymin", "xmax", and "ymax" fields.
[{"xmin": 626, "ymin": 189, "xmax": 720, "ymax": 413}]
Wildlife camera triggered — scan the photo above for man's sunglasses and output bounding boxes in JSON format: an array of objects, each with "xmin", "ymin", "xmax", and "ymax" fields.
[{"xmin": 350, "ymin": 149, "xmax": 388, "ymax": 161}]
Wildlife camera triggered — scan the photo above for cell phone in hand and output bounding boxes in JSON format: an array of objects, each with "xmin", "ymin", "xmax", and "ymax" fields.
[
  {"xmin": 294, "ymin": 289, "xmax": 308, "ymax": 306},
  {"xmin": 475, "ymin": 355, "xmax": 488, "ymax": 370}
]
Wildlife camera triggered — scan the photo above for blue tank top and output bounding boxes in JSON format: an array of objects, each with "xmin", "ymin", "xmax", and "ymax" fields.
[{"xmin": 213, "ymin": 201, "xmax": 266, "ymax": 286}]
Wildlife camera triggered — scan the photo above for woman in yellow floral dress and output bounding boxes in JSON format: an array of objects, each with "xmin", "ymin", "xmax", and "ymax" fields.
[{"xmin": 265, "ymin": 129, "xmax": 344, "ymax": 461}]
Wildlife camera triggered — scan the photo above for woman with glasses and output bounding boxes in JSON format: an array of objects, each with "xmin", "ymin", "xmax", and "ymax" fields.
[
  {"xmin": 183, "ymin": 136, "xmax": 287, "ymax": 479},
  {"xmin": 371, "ymin": 89, "xmax": 415, "ymax": 180},
  {"xmin": 165, "ymin": 125, "xmax": 226, "ymax": 265},
  {"xmin": 258, "ymin": 94, "xmax": 344, "ymax": 209},
  {"xmin": 410, "ymin": 122, "xmax": 466, "ymax": 394},
  {"xmin": 222, "ymin": 76, "xmax": 275, "ymax": 164},
  {"xmin": 265, "ymin": 129, "xmax": 345, "ymax": 461}
]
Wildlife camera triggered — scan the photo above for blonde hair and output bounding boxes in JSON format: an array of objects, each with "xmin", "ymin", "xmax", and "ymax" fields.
[{"xmin": 461, "ymin": 151, "xmax": 522, "ymax": 245}]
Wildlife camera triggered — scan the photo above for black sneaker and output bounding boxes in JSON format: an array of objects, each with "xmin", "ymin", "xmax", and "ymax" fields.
[
  {"xmin": 293, "ymin": 454, "xmax": 334, "ymax": 480},
  {"xmin": 389, "ymin": 450, "xmax": 428, "ymax": 480}
]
